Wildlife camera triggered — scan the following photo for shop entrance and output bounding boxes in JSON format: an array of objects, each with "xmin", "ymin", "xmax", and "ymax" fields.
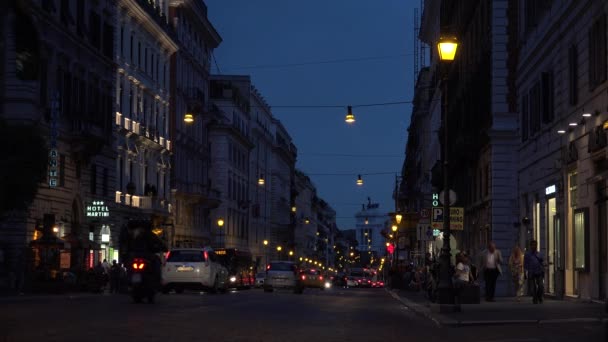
[
  {"xmin": 547, "ymin": 197, "xmax": 556, "ymax": 294},
  {"xmin": 597, "ymin": 185, "xmax": 607, "ymax": 299}
]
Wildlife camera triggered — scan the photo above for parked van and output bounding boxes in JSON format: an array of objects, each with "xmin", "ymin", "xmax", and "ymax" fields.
[{"xmin": 161, "ymin": 248, "xmax": 229, "ymax": 293}]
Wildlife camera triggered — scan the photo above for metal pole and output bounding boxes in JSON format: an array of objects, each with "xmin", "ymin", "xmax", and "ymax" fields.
[{"xmin": 437, "ymin": 70, "xmax": 454, "ymax": 304}]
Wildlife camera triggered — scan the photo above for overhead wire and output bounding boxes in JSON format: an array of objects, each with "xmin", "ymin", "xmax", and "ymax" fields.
[{"xmin": 222, "ymin": 52, "xmax": 415, "ymax": 71}]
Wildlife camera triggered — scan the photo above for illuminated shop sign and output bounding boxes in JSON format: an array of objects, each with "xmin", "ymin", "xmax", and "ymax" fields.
[
  {"xmin": 545, "ymin": 185, "xmax": 556, "ymax": 195},
  {"xmin": 432, "ymin": 193, "xmax": 439, "ymax": 207},
  {"xmin": 87, "ymin": 201, "xmax": 110, "ymax": 217}
]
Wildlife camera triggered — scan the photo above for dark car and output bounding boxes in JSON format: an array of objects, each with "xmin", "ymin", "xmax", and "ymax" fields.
[
  {"xmin": 299, "ymin": 269, "xmax": 326, "ymax": 290},
  {"xmin": 332, "ymin": 273, "xmax": 347, "ymax": 288}
]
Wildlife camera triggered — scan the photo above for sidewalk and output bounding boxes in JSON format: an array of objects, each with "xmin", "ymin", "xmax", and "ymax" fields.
[{"xmin": 388, "ymin": 289, "xmax": 607, "ymax": 327}]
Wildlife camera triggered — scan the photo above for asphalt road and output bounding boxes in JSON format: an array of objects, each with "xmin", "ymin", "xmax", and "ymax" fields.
[{"xmin": 0, "ymin": 287, "xmax": 603, "ymax": 342}]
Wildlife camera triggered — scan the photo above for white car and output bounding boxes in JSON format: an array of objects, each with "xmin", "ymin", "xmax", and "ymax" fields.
[
  {"xmin": 162, "ymin": 248, "xmax": 229, "ymax": 293},
  {"xmin": 255, "ymin": 272, "xmax": 265, "ymax": 288},
  {"xmin": 263, "ymin": 261, "xmax": 302, "ymax": 294}
]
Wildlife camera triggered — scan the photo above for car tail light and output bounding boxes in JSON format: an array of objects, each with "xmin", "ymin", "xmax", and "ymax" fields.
[
  {"xmin": 367, "ymin": 280, "xmax": 371, "ymax": 283},
  {"xmin": 319, "ymin": 276, "xmax": 323, "ymax": 281},
  {"xmin": 266, "ymin": 264, "xmax": 271, "ymax": 270},
  {"xmin": 132, "ymin": 258, "xmax": 145, "ymax": 270},
  {"xmin": 301, "ymin": 275, "xmax": 306, "ymax": 280}
]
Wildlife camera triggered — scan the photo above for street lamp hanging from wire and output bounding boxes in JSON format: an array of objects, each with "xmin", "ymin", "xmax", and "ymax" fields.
[
  {"xmin": 345, "ymin": 106, "xmax": 355, "ymax": 123},
  {"xmin": 356, "ymin": 174, "xmax": 363, "ymax": 186}
]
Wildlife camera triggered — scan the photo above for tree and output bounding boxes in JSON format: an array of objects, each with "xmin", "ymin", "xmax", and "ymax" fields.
[{"xmin": 0, "ymin": 120, "xmax": 48, "ymax": 214}]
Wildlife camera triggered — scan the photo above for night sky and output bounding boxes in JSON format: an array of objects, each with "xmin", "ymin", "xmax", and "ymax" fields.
[{"xmin": 205, "ymin": 0, "xmax": 419, "ymax": 229}]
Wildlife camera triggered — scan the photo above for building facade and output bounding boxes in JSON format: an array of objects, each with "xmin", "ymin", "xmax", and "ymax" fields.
[
  {"xmin": 412, "ymin": 0, "xmax": 519, "ymax": 296},
  {"xmin": 269, "ymin": 119, "xmax": 297, "ymax": 260},
  {"xmin": 1, "ymin": 0, "xmax": 118, "ymax": 285},
  {"xmin": 168, "ymin": 0, "xmax": 221, "ymax": 248},
  {"xmin": 113, "ymin": 0, "xmax": 177, "ymax": 252},
  {"xmin": 517, "ymin": 0, "xmax": 608, "ymax": 300},
  {"xmin": 208, "ymin": 75, "xmax": 254, "ymax": 251},
  {"xmin": 250, "ymin": 88, "xmax": 275, "ymax": 266}
]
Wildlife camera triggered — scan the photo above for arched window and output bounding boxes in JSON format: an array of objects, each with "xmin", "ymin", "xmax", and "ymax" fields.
[{"xmin": 14, "ymin": 9, "xmax": 40, "ymax": 80}]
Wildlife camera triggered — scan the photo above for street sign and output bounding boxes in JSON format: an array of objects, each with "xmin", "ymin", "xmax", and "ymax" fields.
[
  {"xmin": 416, "ymin": 224, "xmax": 434, "ymax": 241},
  {"xmin": 420, "ymin": 208, "xmax": 430, "ymax": 219},
  {"xmin": 430, "ymin": 207, "xmax": 464, "ymax": 230}
]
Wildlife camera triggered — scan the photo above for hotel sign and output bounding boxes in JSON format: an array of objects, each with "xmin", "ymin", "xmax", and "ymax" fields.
[
  {"xmin": 48, "ymin": 92, "xmax": 60, "ymax": 188},
  {"xmin": 87, "ymin": 201, "xmax": 110, "ymax": 217}
]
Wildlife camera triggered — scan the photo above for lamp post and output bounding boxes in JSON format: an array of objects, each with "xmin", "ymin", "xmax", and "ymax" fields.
[
  {"xmin": 263, "ymin": 239, "xmax": 269, "ymax": 267},
  {"xmin": 436, "ymin": 35, "xmax": 458, "ymax": 304},
  {"xmin": 217, "ymin": 217, "xmax": 225, "ymax": 247}
]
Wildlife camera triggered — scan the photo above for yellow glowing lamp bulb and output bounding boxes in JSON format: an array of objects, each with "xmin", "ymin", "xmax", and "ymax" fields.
[
  {"xmin": 345, "ymin": 106, "xmax": 355, "ymax": 123},
  {"xmin": 437, "ymin": 36, "xmax": 458, "ymax": 61},
  {"xmin": 184, "ymin": 113, "xmax": 194, "ymax": 124}
]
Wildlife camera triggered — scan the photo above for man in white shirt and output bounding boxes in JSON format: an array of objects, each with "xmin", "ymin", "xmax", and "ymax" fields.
[{"xmin": 477, "ymin": 241, "xmax": 503, "ymax": 302}]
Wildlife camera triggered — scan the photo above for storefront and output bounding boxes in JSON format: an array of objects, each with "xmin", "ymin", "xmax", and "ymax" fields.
[{"xmin": 85, "ymin": 200, "xmax": 118, "ymax": 265}]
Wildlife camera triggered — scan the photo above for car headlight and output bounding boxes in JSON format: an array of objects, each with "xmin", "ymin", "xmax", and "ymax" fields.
[
  {"xmin": 230, "ymin": 276, "xmax": 237, "ymax": 282},
  {"xmin": 324, "ymin": 282, "xmax": 331, "ymax": 288}
]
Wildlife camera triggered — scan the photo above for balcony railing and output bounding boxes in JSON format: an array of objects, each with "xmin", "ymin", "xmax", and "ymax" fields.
[{"xmin": 115, "ymin": 191, "xmax": 171, "ymax": 213}]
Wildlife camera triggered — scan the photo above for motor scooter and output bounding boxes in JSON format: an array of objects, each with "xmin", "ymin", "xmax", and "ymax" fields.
[{"xmin": 129, "ymin": 256, "xmax": 160, "ymax": 303}]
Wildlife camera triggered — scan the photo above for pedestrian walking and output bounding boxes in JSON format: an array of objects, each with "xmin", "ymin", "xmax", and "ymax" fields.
[
  {"xmin": 524, "ymin": 240, "xmax": 545, "ymax": 304},
  {"xmin": 453, "ymin": 253, "xmax": 472, "ymax": 288},
  {"xmin": 110, "ymin": 260, "xmax": 121, "ymax": 294},
  {"xmin": 508, "ymin": 245, "xmax": 525, "ymax": 301},
  {"xmin": 477, "ymin": 241, "xmax": 503, "ymax": 302}
]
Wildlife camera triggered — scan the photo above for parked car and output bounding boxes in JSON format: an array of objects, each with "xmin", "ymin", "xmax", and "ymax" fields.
[
  {"xmin": 161, "ymin": 248, "xmax": 229, "ymax": 294},
  {"xmin": 299, "ymin": 269, "xmax": 325, "ymax": 290},
  {"xmin": 255, "ymin": 272, "xmax": 265, "ymax": 288},
  {"xmin": 263, "ymin": 261, "xmax": 302, "ymax": 294}
]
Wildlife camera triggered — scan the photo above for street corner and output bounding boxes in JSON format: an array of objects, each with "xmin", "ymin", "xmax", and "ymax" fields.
[{"xmin": 386, "ymin": 289, "xmax": 443, "ymax": 327}]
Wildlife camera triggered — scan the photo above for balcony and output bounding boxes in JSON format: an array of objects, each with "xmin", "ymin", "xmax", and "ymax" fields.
[
  {"xmin": 116, "ymin": 112, "xmax": 170, "ymax": 151},
  {"xmin": 115, "ymin": 191, "xmax": 171, "ymax": 214}
]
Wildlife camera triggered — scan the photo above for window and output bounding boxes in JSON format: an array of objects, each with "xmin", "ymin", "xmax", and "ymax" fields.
[
  {"xmin": 118, "ymin": 156, "xmax": 123, "ymax": 190},
  {"xmin": 102, "ymin": 22, "xmax": 114, "ymax": 58},
  {"xmin": 138, "ymin": 42, "xmax": 141, "ymax": 67},
  {"xmin": 529, "ymin": 82, "xmax": 541, "ymax": 135},
  {"xmin": 130, "ymin": 35, "xmax": 134, "ymax": 62},
  {"xmin": 60, "ymin": 0, "xmax": 74, "ymax": 26},
  {"xmin": 76, "ymin": 0, "xmax": 85, "ymax": 36},
  {"xmin": 144, "ymin": 47, "xmax": 148, "ymax": 72},
  {"xmin": 91, "ymin": 164, "xmax": 97, "ymax": 194},
  {"xmin": 589, "ymin": 14, "xmax": 607, "ymax": 90},
  {"xmin": 574, "ymin": 208, "xmax": 589, "ymax": 271},
  {"xmin": 14, "ymin": 11, "xmax": 40, "ymax": 81},
  {"xmin": 568, "ymin": 45, "xmax": 578, "ymax": 105},
  {"xmin": 120, "ymin": 26, "xmax": 124, "ymax": 55},
  {"xmin": 59, "ymin": 155, "xmax": 66, "ymax": 186},
  {"xmin": 541, "ymin": 71, "xmax": 554, "ymax": 123},
  {"xmin": 102, "ymin": 168, "xmax": 108, "ymax": 196},
  {"xmin": 89, "ymin": 12, "xmax": 101, "ymax": 50},
  {"xmin": 521, "ymin": 94, "xmax": 529, "ymax": 141}
]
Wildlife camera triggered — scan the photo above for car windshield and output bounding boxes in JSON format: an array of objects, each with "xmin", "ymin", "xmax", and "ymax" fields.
[
  {"xmin": 350, "ymin": 272, "xmax": 365, "ymax": 277},
  {"xmin": 269, "ymin": 262, "xmax": 293, "ymax": 271},
  {"xmin": 166, "ymin": 250, "xmax": 205, "ymax": 262},
  {"xmin": 256, "ymin": 273, "xmax": 265, "ymax": 278}
]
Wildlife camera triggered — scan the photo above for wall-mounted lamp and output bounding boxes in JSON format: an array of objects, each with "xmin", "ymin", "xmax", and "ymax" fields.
[
  {"xmin": 258, "ymin": 174, "xmax": 265, "ymax": 185},
  {"xmin": 183, "ymin": 112, "xmax": 194, "ymax": 124},
  {"xmin": 217, "ymin": 218, "xmax": 224, "ymax": 227}
]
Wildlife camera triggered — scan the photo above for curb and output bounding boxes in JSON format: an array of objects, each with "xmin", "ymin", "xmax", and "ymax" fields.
[
  {"xmin": 387, "ymin": 290, "xmax": 607, "ymax": 328},
  {"xmin": 387, "ymin": 289, "xmax": 442, "ymax": 327}
]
